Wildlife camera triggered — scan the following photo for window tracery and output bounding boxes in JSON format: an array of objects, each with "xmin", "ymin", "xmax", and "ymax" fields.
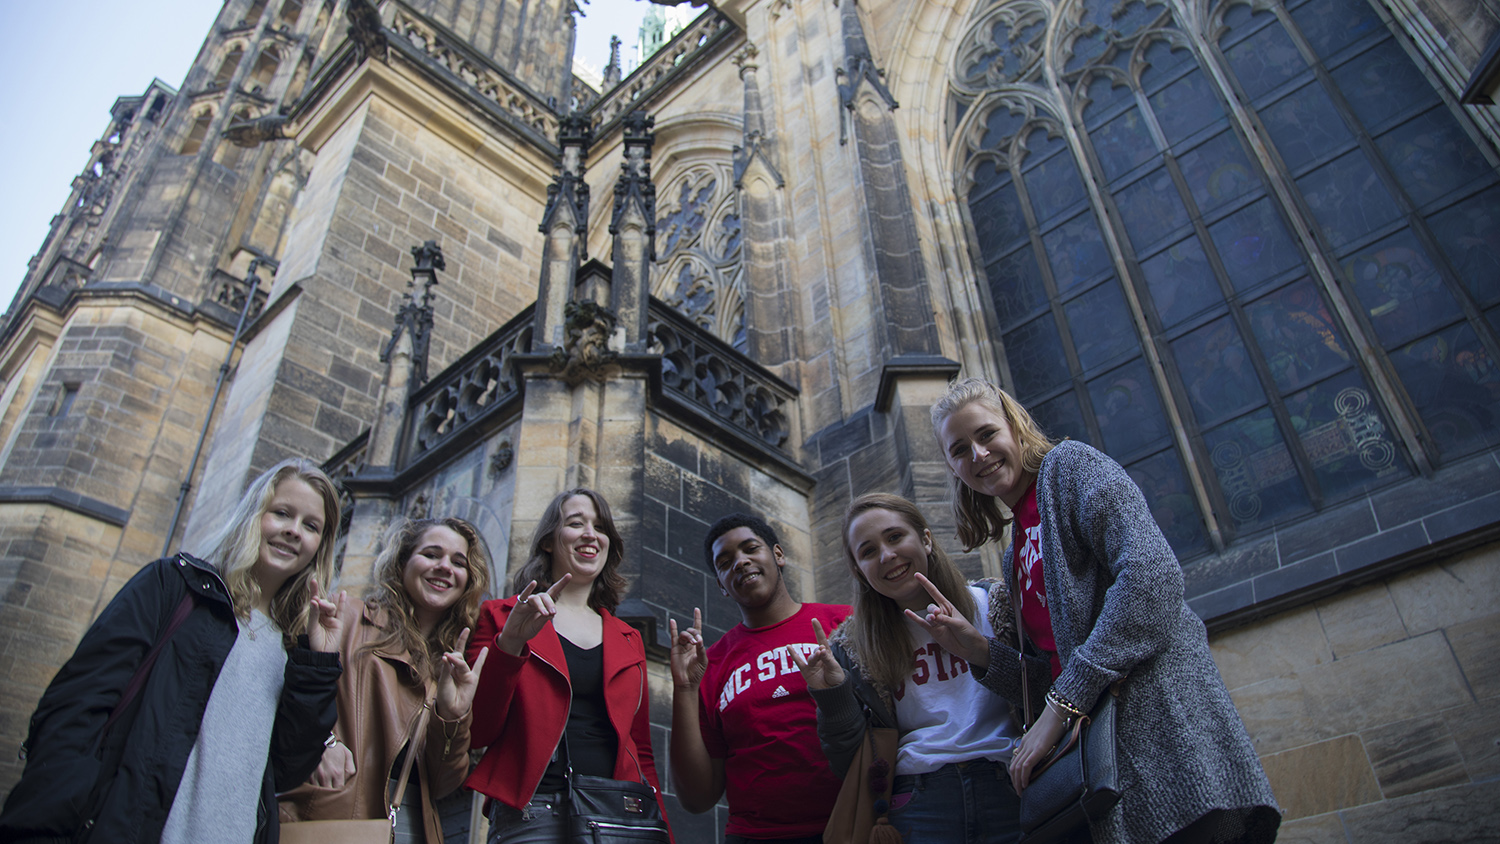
[
  {"xmin": 652, "ymin": 162, "xmax": 746, "ymax": 351},
  {"xmin": 951, "ymin": 0, "xmax": 1499, "ymax": 556}
]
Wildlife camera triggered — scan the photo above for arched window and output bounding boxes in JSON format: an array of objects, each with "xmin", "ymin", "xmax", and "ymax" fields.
[
  {"xmin": 244, "ymin": 0, "xmax": 267, "ymax": 25},
  {"xmin": 952, "ymin": 0, "xmax": 1500, "ymax": 556},
  {"xmin": 181, "ymin": 110, "xmax": 214, "ymax": 155},
  {"xmin": 214, "ymin": 45, "xmax": 245, "ymax": 87},
  {"xmin": 652, "ymin": 162, "xmax": 746, "ymax": 351},
  {"xmin": 250, "ymin": 48, "xmax": 281, "ymax": 90}
]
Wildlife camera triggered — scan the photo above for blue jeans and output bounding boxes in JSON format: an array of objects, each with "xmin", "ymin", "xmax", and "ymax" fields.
[
  {"xmin": 488, "ymin": 792, "xmax": 568, "ymax": 844},
  {"xmin": 889, "ymin": 759, "xmax": 1022, "ymax": 844}
]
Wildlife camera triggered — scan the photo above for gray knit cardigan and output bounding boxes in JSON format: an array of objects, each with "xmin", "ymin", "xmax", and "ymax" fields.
[{"xmin": 981, "ymin": 440, "xmax": 1279, "ymax": 844}]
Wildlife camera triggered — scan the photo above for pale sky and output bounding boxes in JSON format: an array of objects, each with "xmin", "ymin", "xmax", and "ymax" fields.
[{"xmin": 0, "ymin": 0, "xmax": 650, "ymax": 317}]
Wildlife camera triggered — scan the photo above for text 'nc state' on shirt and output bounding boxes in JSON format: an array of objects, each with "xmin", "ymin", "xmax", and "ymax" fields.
[{"xmin": 717, "ymin": 642, "xmax": 820, "ymax": 712}]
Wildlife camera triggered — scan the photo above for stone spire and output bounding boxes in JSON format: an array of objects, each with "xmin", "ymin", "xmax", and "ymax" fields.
[
  {"xmin": 834, "ymin": 0, "xmax": 939, "ymax": 359},
  {"xmin": 368, "ymin": 241, "xmax": 444, "ymax": 469},
  {"xmin": 604, "ymin": 35, "xmax": 624, "ymax": 88},
  {"xmin": 609, "ymin": 110, "xmax": 657, "ymax": 352},
  {"xmin": 732, "ymin": 43, "xmax": 783, "ymax": 189},
  {"xmin": 534, "ymin": 114, "xmax": 594, "ymax": 351}
]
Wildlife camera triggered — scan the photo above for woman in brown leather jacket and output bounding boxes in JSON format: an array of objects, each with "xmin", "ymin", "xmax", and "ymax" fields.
[{"xmin": 279, "ymin": 517, "xmax": 492, "ymax": 844}]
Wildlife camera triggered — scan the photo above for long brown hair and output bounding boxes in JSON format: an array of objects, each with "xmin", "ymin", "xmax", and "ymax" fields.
[
  {"xmin": 930, "ymin": 377, "xmax": 1056, "ymax": 551},
  {"xmin": 365, "ymin": 517, "xmax": 491, "ymax": 681},
  {"xmin": 840, "ymin": 493, "xmax": 978, "ymax": 690},
  {"xmin": 510, "ymin": 488, "xmax": 626, "ymax": 613},
  {"xmin": 200, "ymin": 458, "xmax": 342, "ymax": 637}
]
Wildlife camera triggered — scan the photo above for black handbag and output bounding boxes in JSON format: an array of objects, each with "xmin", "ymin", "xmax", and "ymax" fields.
[
  {"xmin": 1012, "ymin": 587, "xmax": 1122, "ymax": 843},
  {"xmin": 565, "ymin": 772, "xmax": 671, "ymax": 843}
]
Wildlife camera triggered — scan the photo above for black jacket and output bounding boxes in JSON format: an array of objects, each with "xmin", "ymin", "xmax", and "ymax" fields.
[{"xmin": 0, "ymin": 553, "xmax": 341, "ymax": 844}]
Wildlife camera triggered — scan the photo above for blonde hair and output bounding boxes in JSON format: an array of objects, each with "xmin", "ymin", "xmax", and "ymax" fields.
[
  {"xmin": 510, "ymin": 488, "xmax": 626, "ymax": 613},
  {"xmin": 200, "ymin": 458, "xmax": 342, "ymax": 637},
  {"xmin": 930, "ymin": 378, "xmax": 1056, "ymax": 551},
  {"xmin": 840, "ymin": 493, "xmax": 978, "ymax": 690},
  {"xmin": 365, "ymin": 517, "xmax": 492, "ymax": 680}
]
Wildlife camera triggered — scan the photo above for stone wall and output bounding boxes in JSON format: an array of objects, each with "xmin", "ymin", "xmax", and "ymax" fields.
[{"xmin": 1212, "ymin": 541, "xmax": 1500, "ymax": 843}]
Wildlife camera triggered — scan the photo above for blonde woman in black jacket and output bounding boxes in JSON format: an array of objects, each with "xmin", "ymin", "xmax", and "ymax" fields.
[{"xmin": 0, "ymin": 458, "xmax": 345, "ymax": 844}]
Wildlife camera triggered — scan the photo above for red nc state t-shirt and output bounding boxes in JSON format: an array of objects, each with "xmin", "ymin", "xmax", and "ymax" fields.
[
  {"xmin": 698, "ymin": 602, "xmax": 852, "ymax": 838},
  {"xmin": 1013, "ymin": 482, "xmax": 1063, "ymax": 679}
]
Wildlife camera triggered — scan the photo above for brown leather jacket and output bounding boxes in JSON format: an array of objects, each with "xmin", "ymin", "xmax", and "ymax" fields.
[{"xmin": 278, "ymin": 603, "xmax": 472, "ymax": 844}]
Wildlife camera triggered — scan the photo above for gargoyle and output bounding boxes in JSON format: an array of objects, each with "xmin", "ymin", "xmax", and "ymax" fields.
[
  {"xmin": 221, "ymin": 114, "xmax": 291, "ymax": 147},
  {"xmin": 346, "ymin": 0, "xmax": 389, "ymax": 64}
]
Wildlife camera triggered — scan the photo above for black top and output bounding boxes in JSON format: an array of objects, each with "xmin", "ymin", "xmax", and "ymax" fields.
[{"xmin": 538, "ymin": 636, "xmax": 618, "ymax": 791}]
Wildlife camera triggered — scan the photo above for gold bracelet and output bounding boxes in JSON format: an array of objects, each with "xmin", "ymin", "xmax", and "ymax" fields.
[{"xmin": 1046, "ymin": 688, "xmax": 1085, "ymax": 719}]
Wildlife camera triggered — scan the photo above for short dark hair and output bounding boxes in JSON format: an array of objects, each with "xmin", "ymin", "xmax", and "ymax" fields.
[{"xmin": 702, "ymin": 513, "xmax": 780, "ymax": 574}]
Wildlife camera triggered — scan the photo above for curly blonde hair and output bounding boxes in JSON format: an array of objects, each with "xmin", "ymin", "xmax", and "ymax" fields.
[
  {"xmin": 365, "ymin": 517, "xmax": 492, "ymax": 680},
  {"xmin": 930, "ymin": 377, "xmax": 1056, "ymax": 551}
]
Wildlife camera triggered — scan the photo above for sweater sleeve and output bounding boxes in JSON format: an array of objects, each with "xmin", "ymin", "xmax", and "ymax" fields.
[
  {"xmin": 466, "ymin": 599, "xmax": 526, "ymax": 749},
  {"xmin": 970, "ymin": 576, "xmax": 1050, "ymax": 717},
  {"xmin": 1049, "ymin": 442, "xmax": 1185, "ymax": 713},
  {"xmin": 0, "ymin": 560, "xmax": 174, "ymax": 837},
  {"xmin": 806, "ymin": 644, "xmax": 870, "ymax": 779},
  {"xmin": 270, "ymin": 638, "xmax": 342, "ymax": 792}
]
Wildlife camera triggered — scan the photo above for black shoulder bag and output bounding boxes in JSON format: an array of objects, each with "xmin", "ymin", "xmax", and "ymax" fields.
[{"xmin": 1013, "ymin": 584, "xmax": 1122, "ymax": 843}]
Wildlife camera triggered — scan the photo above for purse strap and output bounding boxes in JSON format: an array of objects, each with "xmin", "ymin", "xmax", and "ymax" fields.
[{"xmin": 386, "ymin": 699, "xmax": 432, "ymax": 827}]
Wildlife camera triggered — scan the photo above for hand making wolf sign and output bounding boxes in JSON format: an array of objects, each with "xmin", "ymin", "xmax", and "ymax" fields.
[
  {"xmin": 668, "ymin": 608, "xmax": 709, "ymax": 690},
  {"xmin": 788, "ymin": 617, "xmax": 846, "ymax": 690},
  {"xmin": 904, "ymin": 572, "xmax": 991, "ymax": 670},
  {"xmin": 495, "ymin": 574, "xmax": 573, "ymax": 656}
]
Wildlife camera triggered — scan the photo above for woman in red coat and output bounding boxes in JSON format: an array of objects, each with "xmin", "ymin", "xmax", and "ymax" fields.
[{"xmin": 465, "ymin": 488, "xmax": 671, "ymax": 843}]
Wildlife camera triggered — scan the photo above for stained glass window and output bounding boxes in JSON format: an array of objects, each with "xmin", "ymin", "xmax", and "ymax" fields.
[
  {"xmin": 652, "ymin": 164, "xmax": 746, "ymax": 351},
  {"xmin": 954, "ymin": 0, "xmax": 1497, "ymax": 557}
]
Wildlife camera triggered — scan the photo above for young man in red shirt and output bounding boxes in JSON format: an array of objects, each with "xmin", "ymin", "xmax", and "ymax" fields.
[{"xmin": 668, "ymin": 514, "xmax": 852, "ymax": 844}]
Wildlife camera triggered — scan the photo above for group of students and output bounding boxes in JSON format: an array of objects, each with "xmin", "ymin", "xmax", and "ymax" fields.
[{"xmin": 0, "ymin": 378, "xmax": 1280, "ymax": 844}]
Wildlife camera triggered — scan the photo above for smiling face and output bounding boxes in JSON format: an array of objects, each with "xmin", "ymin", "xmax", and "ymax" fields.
[
  {"xmin": 846, "ymin": 507, "xmax": 934, "ymax": 612},
  {"xmin": 711, "ymin": 526, "xmax": 787, "ymax": 608},
  {"xmin": 253, "ymin": 478, "xmax": 327, "ymax": 598},
  {"xmin": 402, "ymin": 525, "xmax": 472, "ymax": 633},
  {"xmin": 938, "ymin": 399, "xmax": 1034, "ymax": 508},
  {"xmin": 546, "ymin": 495, "xmax": 610, "ymax": 587}
]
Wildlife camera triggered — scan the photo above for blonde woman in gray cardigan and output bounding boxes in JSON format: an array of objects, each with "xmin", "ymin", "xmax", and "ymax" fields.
[{"xmin": 931, "ymin": 378, "xmax": 1279, "ymax": 844}]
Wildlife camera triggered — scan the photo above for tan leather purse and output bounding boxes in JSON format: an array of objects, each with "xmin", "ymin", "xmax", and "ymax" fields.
[
  {"xmin": 822, "ymin": 725, "xmax": 902, "ymax": 844},
  {"xmin": 279, "ymin": 700, "xmax": 432, "ymax": 844}
]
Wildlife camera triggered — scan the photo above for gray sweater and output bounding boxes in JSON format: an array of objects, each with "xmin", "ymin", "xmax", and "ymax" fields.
[{"xmin": 982, "ymin": 440, "xmax": 1279, "ymax": 844}]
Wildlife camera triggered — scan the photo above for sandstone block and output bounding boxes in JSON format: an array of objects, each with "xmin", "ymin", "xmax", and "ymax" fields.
[{"xmin": 1259, "ymin": 734, "xmax": 1381, "ymax": 819}]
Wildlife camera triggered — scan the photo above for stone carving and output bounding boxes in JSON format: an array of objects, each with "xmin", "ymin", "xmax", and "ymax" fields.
[
  {"xmin": 346, "ymin": 0, "xmax": 389, "ymax": 64},
  {"xmin": 550, "ymin": 300, "xmax": 620, "ymax": 384},
  {"xmin": 382, "ymin": 241, "xmax": 444, "ymax": 386},
  {"xmin": 488, "ymin": 439, "xmax": 514, "ymax": 477},
  {"xmin": 648, "ymin": 301, "xmax": 793, "ymax": 449},
  {"xmin": 391, "ymin": 8, "xmax": 556, "ymax": 138},
  {"xmin": 654, "ymin": 164, "xmax": 745, "ymax": 351},
  {"xmin": 220, "ymin": 112, "xmax": 290, "ymax": 147},
  {"xmin": 540, "ymin": 114, "xmax": 592, "ymax": 235},
  {"xmin": 407, "ymin": 308, "xmax": 532, "ymax": 463},
  {"xmin": 589, "ymin": 13, "xmax": 733, "ymax": 133},
  {"xmin": 611, "ymin": 111, "xmax": 658, "ymax": 255}
]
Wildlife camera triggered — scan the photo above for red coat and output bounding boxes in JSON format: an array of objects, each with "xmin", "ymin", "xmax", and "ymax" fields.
[{"xmin": 464, "ymin": 596, "xmax": 670, "ymax": 834}]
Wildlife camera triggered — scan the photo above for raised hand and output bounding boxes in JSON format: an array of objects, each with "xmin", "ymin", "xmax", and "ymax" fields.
[
  {"xmin": 307, "ymin": 577, "xmax": 346, "ymax": 653},
  {"xmin": 669, "ymin": 608, "xmax": 709, "ymax": 691},
  {"xmin": 904, "ymin": 573, "xmax": 989, "ymax": 668},
  {"xmin": 496, "ymin": 575, "xmax": 571, "ymax": 656},
  {"xmin": 788, "ymin": 617, "xmax": 845, "ymax": 690},
  {"xmin": 436, "ymin": 627, "xmax": 489, "ymax": 721},
  {"xmin": 309, "ymin": 737, "xmax": 357, "ymax": 788}
]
